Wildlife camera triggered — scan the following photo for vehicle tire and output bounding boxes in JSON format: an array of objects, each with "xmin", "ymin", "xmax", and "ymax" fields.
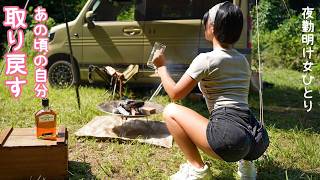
[{"xmin": 48, "ymin": 60, "xmax": 76, "ymax": 88}]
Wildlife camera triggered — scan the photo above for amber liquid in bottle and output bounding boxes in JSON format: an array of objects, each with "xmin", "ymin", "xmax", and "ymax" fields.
[{"xmin": 35, "ymin": 98, "xmax": 57, "ymax": 140}]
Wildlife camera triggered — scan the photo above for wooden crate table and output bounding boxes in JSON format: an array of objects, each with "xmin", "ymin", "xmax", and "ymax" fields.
[{"xmin": 0, "ymin": 127, "xmax": 68, "ymax": 180}]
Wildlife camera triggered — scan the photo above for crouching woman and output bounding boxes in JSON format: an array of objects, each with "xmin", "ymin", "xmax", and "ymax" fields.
[{"xmin": 152, "ymin": 2, "xmax": 269, "ymax": 180}]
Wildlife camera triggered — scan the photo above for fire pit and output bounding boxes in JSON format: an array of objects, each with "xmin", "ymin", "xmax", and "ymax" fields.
[{"xmin": 97, "ymin": 100, "xmax": 164, "ymax": 118}]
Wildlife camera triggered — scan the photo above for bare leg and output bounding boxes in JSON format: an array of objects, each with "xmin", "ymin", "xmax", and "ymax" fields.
[{"xmin": 163, "ymin": 103, "xmax": 223, "ymax": 168}]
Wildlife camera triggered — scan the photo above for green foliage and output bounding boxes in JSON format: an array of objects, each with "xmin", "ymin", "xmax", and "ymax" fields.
[
  {"xmin": 117, "ymin": 4, "xmax": 135, "ymax": 21},
  {"xmin": 22, "ymin": 30, "xmax": 37, "ymax": 60},
  {"xmin": 46, "ymin": 17, "xmax": 57, "ymax": 29},
  {"xmin": 24, "ymin": 7, "xmax": 57, "ymax": 61},
  {"xmin": 30, "ymin": 0, "xmax": 87, "ymax": 23},
  {"xmin": 251, "ymin": 2, "xmax": 320, "ymax": 76},
  {"xmin": 312, "ymin": 63, "xmax": 320, "ymax": 77},
  {"xmin": 0, "ymin": 0, "xmax": 85, "ymax": 56},
  {"xmin": 74, "ymin": 0, "xmax": 88, "ymax": 15},
  {"xmin": 1, "ymin": 2, "xmax": 56, "ymax": 61},
  {"xmin": 287, "ymin": 0, "xmax": 320, "ymax": 14},
  {"xmin": 251, "ymin": 0, "xmax": 290, "ymax": 32}
]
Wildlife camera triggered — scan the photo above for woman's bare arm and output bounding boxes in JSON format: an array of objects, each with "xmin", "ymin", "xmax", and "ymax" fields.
[
  {"xmin": 157, "ymin": 66, "xmax": 197, "ymax": 101},
  {"xmin": 153, "ymin": 50, "xmax": 198, "ymax": 101}
]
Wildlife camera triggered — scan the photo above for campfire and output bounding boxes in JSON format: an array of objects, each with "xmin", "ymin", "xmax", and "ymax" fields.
[{"xmin": 98, "ymin": 99, "xmax": 164, "ymax": 118}]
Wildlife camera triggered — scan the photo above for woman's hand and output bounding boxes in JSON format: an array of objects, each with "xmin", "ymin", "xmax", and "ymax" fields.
[{"xmin": 153, "ymin": 49, "xmax": 166, "ymax": 68}]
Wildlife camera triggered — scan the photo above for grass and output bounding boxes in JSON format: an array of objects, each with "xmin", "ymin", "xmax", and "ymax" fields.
[{"xmin": 0, "ymin": 62, "xmax": 320, "ymax": 179}]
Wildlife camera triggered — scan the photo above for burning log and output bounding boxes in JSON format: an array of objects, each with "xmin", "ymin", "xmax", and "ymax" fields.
[
  {"xmin": 110, "ymin": 99, "xmax": 156, "ymax": 116},
  {"xmin": 116, "ymin": 106, "xmax": 130, "ymax": 116},
  {"xmin": 98, "ymin": 100, "xmax": 164, "ymax": 118}
]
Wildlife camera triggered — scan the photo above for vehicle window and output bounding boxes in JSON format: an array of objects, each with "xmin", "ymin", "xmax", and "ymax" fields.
[
  {"xmin": 145, "ymin": 0, "xmax": 232, "ymax": 20},
  {"xmin": 89, "ymin": 0, "xmax": 144, "ymax": 21}
]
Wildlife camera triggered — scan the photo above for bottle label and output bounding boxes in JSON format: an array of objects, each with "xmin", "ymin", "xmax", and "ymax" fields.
[{"xmin": 39, "ymin": 114, "xmax": 55, "ymax": 122}]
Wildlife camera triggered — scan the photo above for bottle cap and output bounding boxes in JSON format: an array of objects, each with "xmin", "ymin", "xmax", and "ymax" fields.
[{"xmin": 42, "ymin": 98, "xmax": 49, "ymax": 107}]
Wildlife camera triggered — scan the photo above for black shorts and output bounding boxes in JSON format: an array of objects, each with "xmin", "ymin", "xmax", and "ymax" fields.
[{"xmin": 206, "ymin": 106, "xmax": 262, "ymax": 162}]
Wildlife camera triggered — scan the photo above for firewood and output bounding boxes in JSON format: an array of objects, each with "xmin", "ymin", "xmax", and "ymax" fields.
[
  {"xmin": 140, "ymin": 106, "xmax": 156, "ymax": 115},
  {"xmin": 131, "ymin": 108, "xmax": 136, "ymax": 116}
]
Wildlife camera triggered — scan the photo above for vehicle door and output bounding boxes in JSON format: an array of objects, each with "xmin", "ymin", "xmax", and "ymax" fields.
[
  {"xmin": 81, "ymin": 0, "xmax": 145, "ymax": 70},
  {"xmin": 143, "ymin": 0, "xmax": 203, "ymax": 75}
]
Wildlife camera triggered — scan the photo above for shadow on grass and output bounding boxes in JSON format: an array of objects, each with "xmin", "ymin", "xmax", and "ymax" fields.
[
  {"xmin": 205, "ymin": 156, "xmax": 320, "ymax": 180},
  {"xmin": 76, "ymin": 136, "xmax": 171, "ymax": 150},
  {"xmin": 249, "ymin": 84, "xmax": 320, "ymax": 133},
  {"xmin": 112, "ymin": 119, "xmax": 170, "ymax": 139},
  {"xmin": 213, "ymin": 162, "xmax": 238, "ymax": 180},
  {"xmin": 68, "ymin": 161, "xmax": 96, "ymax": 180},
  {"xmin": 256, "ymin": 156, "xmax": 320, "ymax": 180}
]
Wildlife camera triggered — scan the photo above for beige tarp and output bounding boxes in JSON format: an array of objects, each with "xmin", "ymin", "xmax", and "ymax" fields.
[{"xmin": 75, "ymin": 115, "xmax": 173, "ymax": 148}]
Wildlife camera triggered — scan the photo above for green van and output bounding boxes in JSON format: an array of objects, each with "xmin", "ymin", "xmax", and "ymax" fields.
[{"xmin": 47, "ymin": 0, "xmax": 252, "ymax": 87}]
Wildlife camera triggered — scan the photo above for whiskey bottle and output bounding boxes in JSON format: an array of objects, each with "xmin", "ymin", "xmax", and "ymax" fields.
[{"xmin": 35, "ymin": 98, "xmax": 57, "ymax": 140}]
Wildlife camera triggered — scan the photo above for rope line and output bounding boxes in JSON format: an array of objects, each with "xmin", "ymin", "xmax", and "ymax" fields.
[{"xmin": 255, "ymin": 0, "xmax": 264, "ymax": 125}]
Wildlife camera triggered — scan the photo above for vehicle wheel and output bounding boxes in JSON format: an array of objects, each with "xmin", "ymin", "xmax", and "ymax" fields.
[{"xmin": 48, "ymin": 60, "xmax": 76, "ymax": 88}]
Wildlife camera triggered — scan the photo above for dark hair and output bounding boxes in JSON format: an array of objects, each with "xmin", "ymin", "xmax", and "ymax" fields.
[
  {"xmin": 213, "ymin": 2, "xmax": 243, "ymax": 44},
  {"xmin": 202, "ymin": 11, "xmax": 209, "ymax": 30}
]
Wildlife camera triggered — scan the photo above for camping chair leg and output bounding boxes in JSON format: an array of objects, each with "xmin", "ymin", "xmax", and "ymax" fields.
[
  {"xmin": 119, "ymin": 79, "xmax": 122, "ymax": 98},
  {"xmin": 103, "ymin": 77, "xmax": 112, "ymax": 96},
  {"xmin": 119, "ymin": 80, "xmax": 123, "ymax": 98},
  {"xmin": 106, "ymin": 76, "xmax": 114, "ymax": 97},
  {"xmin": 112, "ymin": 79, "xmax": 117, "ymax": 100}
]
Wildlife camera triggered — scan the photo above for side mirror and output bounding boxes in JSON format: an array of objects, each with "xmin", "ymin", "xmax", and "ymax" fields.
[{"xmin": 86, "ymin": 11, "xmax": 95, "ymax": 28}]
